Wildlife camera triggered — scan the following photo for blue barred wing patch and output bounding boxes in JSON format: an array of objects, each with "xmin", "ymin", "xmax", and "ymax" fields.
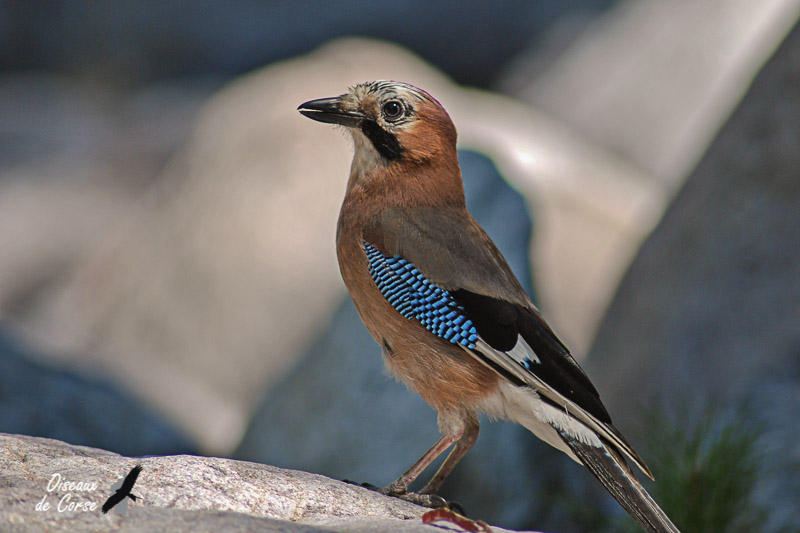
[{"xmin": 362, "ymin": 242, "xmax": 478, "ymax": 349}]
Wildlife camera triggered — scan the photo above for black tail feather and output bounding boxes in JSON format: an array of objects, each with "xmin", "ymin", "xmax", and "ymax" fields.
[{"xmin": 561, "ymin": 434, "xmax": 680, "ymax": 533}]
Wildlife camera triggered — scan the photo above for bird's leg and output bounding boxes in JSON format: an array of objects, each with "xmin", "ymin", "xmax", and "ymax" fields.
[
  {"xmin": 375, "ymin": 415, "xmax": 479, "ymax": 509},
  {"xmin": 419, "ymin": 417, "xmax": 479, "ymax": 495},
  {"xmin": 379, "ymin": 433, "xmax": 458, "ymax": 506}
]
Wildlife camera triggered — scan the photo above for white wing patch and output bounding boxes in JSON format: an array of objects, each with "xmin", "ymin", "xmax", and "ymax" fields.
[{"xmin": 506, "ymin": 336, "xmax": 540, "ymax": 368}]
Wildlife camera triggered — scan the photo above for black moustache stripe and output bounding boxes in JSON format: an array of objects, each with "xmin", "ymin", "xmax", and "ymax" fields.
[{"xmin": 361, "ymin": 120, "xmax": 404, "ymax": 161}]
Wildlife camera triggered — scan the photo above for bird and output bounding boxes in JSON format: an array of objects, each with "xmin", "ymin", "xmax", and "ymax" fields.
[
  {"xmin": 298, "ymin": 80, "xmax": 680, "ymax": 533},
  {"xmin": 102, "ymin": 464, "xmax": 142, "ymax": 514}
]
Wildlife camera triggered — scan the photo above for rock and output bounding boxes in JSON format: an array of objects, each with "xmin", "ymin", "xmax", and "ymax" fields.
[
  {"xmin": 496, "ymin": 2, "xmax": 800, "ymax": 352},
  {"xmin": 502, "ymin": 0, "xmax": 800, "ymax": 186},
  {"xmin": 0, "ymin": 74, "xmax": 212, "ymax": 328},
  {"xmin": 0, "ymin": 328, "xmax": 194, "ymax": 458},
  {"xmin": 0, "ymin": 433, "xmax": 532, "ymax": 532},
  {"xmin": 586, "ymin": 20, "xmax": 800, "ymax": 533}
]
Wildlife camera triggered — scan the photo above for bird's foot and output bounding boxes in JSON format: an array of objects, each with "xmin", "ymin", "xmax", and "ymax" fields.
[
  {"xmin": 379, "ymin": 487, "xmax": 450, "ymax": 509},
  {"xmin": 343, "ymin": 479, "xmax": 463, "ymax": 512}
]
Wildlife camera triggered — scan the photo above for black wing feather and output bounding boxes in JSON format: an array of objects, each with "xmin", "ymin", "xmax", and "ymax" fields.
[
  {"xmin": 120, "ymin": 465, "xmax": 142, "ymax": 492},
  {"xmin": 102, "ymin": 464, "xmax": 142, "ymax": 514},
  {"xmin": 451, "ymin": 289, "xmax": 612, "ymax": 425},
  {"xmin": 101, "ymin": 491, "xmax": 125, "ymax": 514}
]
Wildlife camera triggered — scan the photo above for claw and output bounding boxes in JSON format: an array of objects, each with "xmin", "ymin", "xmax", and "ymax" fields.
[
  {"xmin": 386, "ymin": 490, "xmax": 448, "ymax": 509},
  {"xmin": 444, "ymin": 500, "xmax": 466, "ymax": 515},
  {"xmin": 344, "ymin": 479, "xmax": 460, "ymax": 510}
]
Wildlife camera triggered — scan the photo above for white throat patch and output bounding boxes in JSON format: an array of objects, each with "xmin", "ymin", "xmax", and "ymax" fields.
[{"xmin": 349, "ymin": 128, "xmax": 386, "ymax": 178}]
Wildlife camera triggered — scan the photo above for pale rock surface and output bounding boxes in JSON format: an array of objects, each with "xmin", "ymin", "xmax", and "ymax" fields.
[
  {"xmin": 505, "ymin": 0, "xmax": 800, "ymax": 186},
  {"xmin": 0, "ymin": 433, "xmax": 531, "ymax": 533}
]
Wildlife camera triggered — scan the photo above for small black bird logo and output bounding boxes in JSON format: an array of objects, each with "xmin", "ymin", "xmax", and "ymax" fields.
[{"xmin": 102, "ymin": 464, "xmax": 142, "ymax": 515}]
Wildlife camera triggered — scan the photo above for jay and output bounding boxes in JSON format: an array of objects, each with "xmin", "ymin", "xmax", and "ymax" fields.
[{"xmin": 298, "ymin": 81, "xmax": 680, "ymax": 533}]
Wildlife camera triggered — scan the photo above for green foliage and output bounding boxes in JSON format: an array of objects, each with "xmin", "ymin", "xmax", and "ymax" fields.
[{"xmin": 601, "ymin": 403, "xmax": 768, "ymax": 533}]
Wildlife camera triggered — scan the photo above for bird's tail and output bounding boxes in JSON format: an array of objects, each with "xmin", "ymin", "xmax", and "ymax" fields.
[{"xmin": 560, "ymin": 433, "xmax": 681, "ymax": 533}]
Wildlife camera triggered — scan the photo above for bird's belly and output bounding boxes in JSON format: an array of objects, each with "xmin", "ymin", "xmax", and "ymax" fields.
[{"xmin": 377, "ymin": 321, "xmax": 501, "ymax": 413}]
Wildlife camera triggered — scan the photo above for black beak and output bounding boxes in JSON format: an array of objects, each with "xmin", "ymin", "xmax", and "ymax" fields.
[{"xmin": 297, "ymin": 97, "xmax": 364, "ymax": 128}]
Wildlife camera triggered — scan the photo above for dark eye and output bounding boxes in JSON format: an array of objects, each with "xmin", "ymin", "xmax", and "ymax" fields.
[{"xmin": 382, "ymin": 100, "xmax": 403, "ymax": 121}]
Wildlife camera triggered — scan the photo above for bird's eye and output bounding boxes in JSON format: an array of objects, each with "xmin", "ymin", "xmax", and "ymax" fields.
[{"xmin": 382, "ymin": 100, "xmax": 404, "ymax": 121}]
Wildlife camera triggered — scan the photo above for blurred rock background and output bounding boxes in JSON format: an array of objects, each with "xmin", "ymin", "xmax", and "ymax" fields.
[{"xmin": 1, "ymin": 1, "xmax": 799, "ymax": 531}]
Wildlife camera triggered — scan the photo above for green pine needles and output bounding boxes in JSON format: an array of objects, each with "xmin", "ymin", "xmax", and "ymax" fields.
[{"xmin": 609, "ymin": 402, "xmax": 768, "ymax": 533}]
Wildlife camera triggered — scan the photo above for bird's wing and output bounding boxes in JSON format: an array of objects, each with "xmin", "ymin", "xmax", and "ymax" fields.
[
  {"xmin": 101, "ymin": 491, "xmax": 125, "ymax": 514},
  {"xmin": 120, "ymin": 464, "xmax": 142, "ymax": 492},
  {"xmin": 362, "ymin": 207, "xmax": 683, "ymax": 532},
  {"xmin": 363, "ymin": 207, "xmax": 650, "ymax": 477}
]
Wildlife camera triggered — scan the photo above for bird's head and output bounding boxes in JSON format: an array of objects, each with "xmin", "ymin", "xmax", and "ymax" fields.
[{"xmin": 298, "ymin": 81, "xmax": 459, "ymax": 175}]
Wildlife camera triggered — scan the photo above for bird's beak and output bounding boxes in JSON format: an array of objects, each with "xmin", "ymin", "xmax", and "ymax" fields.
[{"xmin": 297, "ymin": 96, "xmax": 364, "ymax": 128}]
